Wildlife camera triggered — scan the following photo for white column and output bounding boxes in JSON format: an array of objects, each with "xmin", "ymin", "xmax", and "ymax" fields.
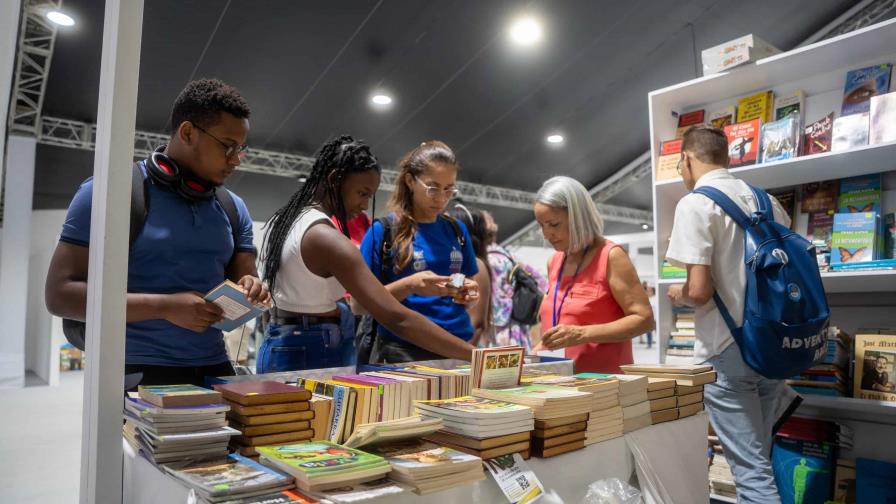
[
  {"xmin": 0, "ymin": 0, "xmax": 21, "ymax": 187},
  {"xmin": 79, "ymin": 0, "xmax": 143, "ymax": 503},
  {"xmin": 0, "ymin": 135, "xmax": 36, "ymax": 388}
]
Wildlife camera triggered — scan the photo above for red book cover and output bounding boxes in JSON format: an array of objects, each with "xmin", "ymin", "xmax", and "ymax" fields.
[
  {"xmin": 213, "ymin": 380, "xmax": 312, "ymax": 406},
  {"xmin": 803, "ymin": 112, "xmax": 834, "ymax": 155},
  {"xmin": 677, "ymin": 109, "xmax": 705, "ymax": 128},
  {"xmin": 724, "ymin": 119, "xmax": 761, "ymax": 167}
]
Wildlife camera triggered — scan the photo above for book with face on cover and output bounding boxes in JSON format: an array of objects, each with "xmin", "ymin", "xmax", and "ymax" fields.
[
  {"xmin": 853, "ymin": 333, "xmax": 896, "ymax": 401},
  {"xmin": 205, "ymin": 279, "xmax": 271, "ymax": 331},
  {"xmin": 842, "ymin": 64, "xmax": 893, "ymax": 115}
]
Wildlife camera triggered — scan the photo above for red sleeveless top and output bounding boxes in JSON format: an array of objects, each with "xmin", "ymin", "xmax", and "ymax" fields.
[{"xmin": 539, "ymin": 240, "xmax": 633, "ymax": 374}]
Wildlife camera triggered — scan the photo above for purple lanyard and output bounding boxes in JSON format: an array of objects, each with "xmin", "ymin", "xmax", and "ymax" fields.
[{"xmin": 552, "ymin": 245, "xmax": 590, "ymax": 328}]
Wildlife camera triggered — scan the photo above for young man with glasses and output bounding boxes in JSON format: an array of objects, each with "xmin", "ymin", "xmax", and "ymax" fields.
[{"xmin": 45, "ymin": 79, "xmax": 269, "ymax": 388}]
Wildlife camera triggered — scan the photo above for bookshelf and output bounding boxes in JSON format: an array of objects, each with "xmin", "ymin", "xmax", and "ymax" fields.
[{"xmin": 798, "ymin": 394, "xmax": 896, "ymax": 426}]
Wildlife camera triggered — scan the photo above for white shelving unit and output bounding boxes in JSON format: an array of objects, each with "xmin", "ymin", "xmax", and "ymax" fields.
[{"xmin": 647, "ymin": 17, "xmax": 896, "ymax": 468}]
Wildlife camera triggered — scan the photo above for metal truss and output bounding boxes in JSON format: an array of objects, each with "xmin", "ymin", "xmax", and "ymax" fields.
[
  {"xmin": 8, "ymin": 0, "xmax": 62, "ymax": 135},
  {"xmin": 802, "ymin": 0, "xmax": 896, "ymax": 45}
]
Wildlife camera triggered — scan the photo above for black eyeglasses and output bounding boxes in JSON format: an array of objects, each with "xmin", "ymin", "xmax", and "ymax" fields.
[{"xmin": 193, "ymin": 124, "xmax": 249, "ymax": 159}]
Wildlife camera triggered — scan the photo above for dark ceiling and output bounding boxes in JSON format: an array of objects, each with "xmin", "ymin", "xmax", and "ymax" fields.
[{"xmin": 34, "ymin": 0, "xmax": 869, "ymax": 238}]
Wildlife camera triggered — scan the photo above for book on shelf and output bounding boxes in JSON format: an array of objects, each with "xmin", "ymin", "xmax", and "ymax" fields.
[
  {"xmin": 137, "ymin": 384, "xmax": 223, "ymax": 408},
  {"xmin": 724, "ymin": 119, "xmax": 761, "ymax": 167},
  {"xmin": 656, "ymin": 139, "xmax": 683, "ymax": 182},
  {"xmin": 831, "ymin": 212, "xmax": 879, "ymax": 269},
  {"xmin": 470, "ymin": 346, "xmax": 524, "ymax": 390},
  {"xmin": 214, "ymin": 381, "xmax": 311, "ymax": 407},
  {"xmin": 772, "ymin": 436, "xmax": 836, "ymax": 504},
  {"xmin": 769, "ymin": 189, "xmax": 796, "ymax": 228},
  {"xmin": 808, "ymin": 213, "xmax": 834, "ymax": 249},
  {"xmin": 801, "ymin": 180, "xmax": 839, "ymax": 214},
  {"xmin": 774, "ymin": 90, "xmax": 804, "ymax": 121},
  {"xmin": 856, "ymin": 458, "xmax": 896, "ymax": 503},
  {"xmin": 803, "ymin": 112, "xmax": 834, "ymax": 155},
  {"xmin": 837, "ymin": 173, "xmax": 881, "ymax": 214},
  {"xmin": 676, "ymin": 109, "xmax": 705, "ymax": 138},
  {"xmin": 736, "ymin": 90, "xmax": 774, "ymax": 123},
  {"xmin": 701, "ymin": 34, "xmax": 781, "ymax": 76},
  {"xmin": 832, "ymin": 112, "xmax": 870, "ymax": 152},
  {"xmin": 256, "ymin": 441, "xmax": 392, "ymax": 493},
  {"xmin": 709, "ymin": 106, "xmax": 736, "ymax": 129},
  {"xmin": 760, "ymin": 115, "xmax": 800, "ymax": 162},
  {"xmin": 841, "ymin": 63, "xmax": 893, "ymax": 115},
  {"xmin": 205, "ymin": 279, "xmax": 271, "ymax": 332},
  {"xmin": 870, "ymin": 91, "xmax": 896, "ymax": 145},
  {"xmin": 853, "ymin": 333, "xmax": 896, "ymax": 402},
  {"xmin": 885, "ymin": 214, "xmax": 896, "ymax": 259},
  {"xmin": 661, "ymin": 260, "xmax": 687, "ymax": 278}
]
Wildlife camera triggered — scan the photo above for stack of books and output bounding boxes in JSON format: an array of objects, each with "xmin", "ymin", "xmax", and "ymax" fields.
[
  {"xmin": 620, "ymin": 364, "xmax": 716, "ymax": 419},
  {"xmin": 531, "ymin": 412, "xmax": 588, "ymax": 458},
  {"xmin": 343, "ymin": 416, "xmax": 443, "ymax": 449},
  {"xmin": 471, "ymin": 384, "xmax": 593, "ymax": 420},
  {"xmin": 646, "ymin": 378, "xmax": 679, "ymax": 425},
  {"xmin": 162, "ymin": 453, "xmax": 295, "ymax": 503},
  {"xmin": 667, "ymin": 307, "xmax": 696, "ymax": 358},
  {"xmin": 530, "ymin": 374, "xmax": 622, "ymax": 446},
  {"xmin": 123, "ymin": 385, "xmax": 238, "ymax": 464},
  {"xmin": 417, "ymin": 396, "xmax": 534, "ymax": 459},
  {"xmin": 214, "ymin": 381, "xmax": 315, "ymax": 458},
  {"xmin": 786, "ymin": 327, "xmax": 851, "ymax": 397},
  {"xmin": 585, "ymin": 374, "xmax": 650, "ymax": 433},
  {"xmin": 365, "ymin": 439, "xmax": 485, "ymax": 495},
  {"xmin": 257, "ymin": 441, "xmax": 392, "ymax": 493}
]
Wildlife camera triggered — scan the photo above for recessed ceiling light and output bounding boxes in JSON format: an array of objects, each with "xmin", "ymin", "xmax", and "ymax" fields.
[
  {"xmin": 641, "ymin": 223, "xmax": 651, "ymax": 230},
  {"xmin": 46, "ymin": 10, "xmax": 75, "ymax": 26},
  {"xmin": 371, "ymin": 94, "xmax": 393, "ymax": 106},
  {"xmin": 546, "ymin": 134, "xmax": 564, "ymax": 144},
  {"xmin": 298, "ymin": 176, "xmax": 307, "ymax": 183},
  {"xmin": 509, "ymin": 17, "xmax": 542, "ymax": 46}
]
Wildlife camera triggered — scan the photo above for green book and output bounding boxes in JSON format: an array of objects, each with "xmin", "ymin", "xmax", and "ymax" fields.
[
  {"xmin": 661, "ymin": 260, "xmax": 687, "ymax": 279},
  {"xmin": 255, "ymin": 441, "xmax": 388, "ymax": 478}
]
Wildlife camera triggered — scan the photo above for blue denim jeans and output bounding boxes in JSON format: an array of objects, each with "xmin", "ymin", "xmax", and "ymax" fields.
[
  {"xmin": 704, "ymin": 343, "xmax": 800, "ymax": 504},
  {"xmin": 256, "ymin": 303, "xmax": 356, "ymax": 373}
]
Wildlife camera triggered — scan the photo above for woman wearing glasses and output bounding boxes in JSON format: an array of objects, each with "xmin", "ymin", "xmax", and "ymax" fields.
[{"xmin": 359, "ymin": 141, "xmax": 480, "ymax": 363}]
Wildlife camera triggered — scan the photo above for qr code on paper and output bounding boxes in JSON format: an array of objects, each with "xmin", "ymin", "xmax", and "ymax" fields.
[{"xmin": 516, "ymin": 475, "xmax": 530, "ymax": 490}]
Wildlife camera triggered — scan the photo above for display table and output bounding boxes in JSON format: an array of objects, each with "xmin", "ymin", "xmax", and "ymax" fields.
[{"xmin": 123, "ymin": 413, "xmax": 709, "ymax": 504}]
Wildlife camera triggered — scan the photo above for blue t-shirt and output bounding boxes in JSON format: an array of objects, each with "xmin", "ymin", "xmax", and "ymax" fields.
[
  {"xmin": 360, "ymin": 216, "xmax": 479, "ymax": 342},
  {"xmin": 60, "ymin": 162, "xmax": 256, "ymax": 366}
]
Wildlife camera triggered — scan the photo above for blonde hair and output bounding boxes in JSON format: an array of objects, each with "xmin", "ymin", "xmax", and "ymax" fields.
[{"xmin": 535, "ymin": 176, "xmax": 604, "ymax": 253}]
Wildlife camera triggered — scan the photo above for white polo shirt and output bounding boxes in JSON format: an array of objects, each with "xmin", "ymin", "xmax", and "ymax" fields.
[{"xmin": 666, "ymin": 169, "xmax": 790, "ymax": 362}]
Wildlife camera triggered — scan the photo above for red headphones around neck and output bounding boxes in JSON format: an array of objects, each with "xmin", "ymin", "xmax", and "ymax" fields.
[{"xmin": 145, "ymin": 147, "xmax": 216, "ymax": 201}]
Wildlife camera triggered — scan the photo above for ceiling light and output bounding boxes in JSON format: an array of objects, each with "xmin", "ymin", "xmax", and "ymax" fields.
[
  {"xmin": 641, "ymin": 223, "xmax": 651, "ymax": 230},
  {"xmin": 298, "ymin": 176, "xmax": 307, "ymax": 183},
  {"xmin": 46, "ymin": 10, "xmax": 75, "ymax": 26},
  {"xmin": 371, "ymin": 94, "xmax": 393, "ymax": 106},
  {"xmin": 509, "ymin": 17, "xmax": 543, "ymax": 46},
  {"xmin": 546, "ymin": 134, "xmax": 564, "ymax": 144}
]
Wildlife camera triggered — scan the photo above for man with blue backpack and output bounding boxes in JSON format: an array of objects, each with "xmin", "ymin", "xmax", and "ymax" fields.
[{"xmin": 666, "ymin": 126, "xmax": 829, "ymax": 504}]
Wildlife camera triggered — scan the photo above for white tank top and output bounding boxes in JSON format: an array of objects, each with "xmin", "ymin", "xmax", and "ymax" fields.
[{"xmin": 271, "ymin": 208, "xmax": 346, "ymax": 313}]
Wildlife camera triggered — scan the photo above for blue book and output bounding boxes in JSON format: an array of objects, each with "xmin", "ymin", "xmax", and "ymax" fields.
[
  {"xmin": 790, "ymin": 386, "xmax": 843, "ymax": 397},
  {"xmin": 837, "ymin": 174, "xmax": 882, "ymax": 214},
  {"xmin": 856, "ymin": 458, "xmax": 896, "ymax": 503},
  {"xmin": 204, "ymin": 280, "xmax": 270, "ymax": 332},
  {"xmin": 760, "ymin": 115, "xmax": 800, "ymax": 162},
  {"xmin": 831, "ymin": 212, "xmax": 879, "ymax": 269},
  {"xmin": 842, "ymin": 64, "xmax": 893, "ymax": 115},
  {"xmin": 772, "ymin": 437, "xmax": 835, "ymax": 504}
]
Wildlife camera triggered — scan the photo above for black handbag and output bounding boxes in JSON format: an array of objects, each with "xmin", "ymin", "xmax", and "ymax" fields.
[
  {"xmin": 354, "ymin": 217, "xmax": 393, "ymax": 365},
  {"xmin": 489, "ymin": 250, "xmax": 544, "ymax": 326}
]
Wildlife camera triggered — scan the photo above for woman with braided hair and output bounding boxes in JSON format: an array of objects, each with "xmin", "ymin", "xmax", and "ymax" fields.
[{"xmin": 257, "ymin": 135, "xmax": 474, "ymax": 372}]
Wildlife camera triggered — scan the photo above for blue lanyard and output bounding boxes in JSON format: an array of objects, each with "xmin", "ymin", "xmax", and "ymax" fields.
[{"xmin": 552, "ymin": 245, "xmax": 590, "ymax": 327}]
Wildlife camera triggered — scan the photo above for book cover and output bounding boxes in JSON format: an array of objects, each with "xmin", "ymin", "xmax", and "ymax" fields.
[
  {"xmin": 656, "ymin": 139, "xmax": 682, "ymax": 181},
  {"xmin": 774, "ymin": 90, "xmax": 804, "ymax": 121},
  {"xmin": 216, "ymin": 489, "xmax": 320, "ymax": 504},
  {"xmin": 660, "ymin": 260, "xmax": 687, "ymax": 279},
  {"xmin": 869, "ymin": 91, "xmax": 896, "ymax": 145},
  {"xmin": 837, "ymin": 174, "xmax": 881, "ymax": 214},
  {"xmin": 471, "ymin": 346, "xmax": 524, "ymax": 390},
  {"xmin": 676, "ymin": 109, "xmax": 705, "ymax": 138},
  {"xmin": 138, "ymin": 384, "xmax": 222, "ymax": 408},
  {"xmin": 853, "ymin": 333, "xmax": 896, "ymax": 401},
  {"xmin": 832, "ymin": 113, "xmax": 870, "ymax": 152},
  {"xmin": 772, "ymin": 437, "xmax": 835, "ymax": 504},
  {"xmin": 856, "ymin": 458, "xmax": 896, "ymax": 504},
  {"xmin": 760, "ymin": 115, "xmax": 800, "ymax": 162},
  {"xmin": 737, "ymin": 90, "xmax": 774, "ymax": 123},
  {"xmin": 256, "ymin": 441, "xmax": 388, "ymax": 477},
  {"xmin": 724, "ymin": 119, "xmax": 761, "ymax": 167},
  {"xmin": 365, "ymin": 439, "xmax": 480, "ymax": 473},
  {"xmin": 803, "ymin": 113, "xmax": 834, "ymax": 155},
  {"xmin": 807, "ymin": 213, "xmax": 834, "ymax": 248},
  {"xmin": 472, "ymin": 384, "xmax": 592, "ymax": 402},
  {"xmin": 709, "ymin": 106, "xmax": 736, "ymax": 129},
  {"xmin": 205, "ymin": 280, "xmax": 271, "ymax": 332},
  {"xmin": 414, "ymin": 396, "xmax": 532, "ymax": 418},
  {"xmin": 841, "ymin": 64, "xmax": 893, "ymax": 115},
  {"xmin": 769, "ymin": 189, "xmax": 796, "ymax": 229},
  {"xmin": 163, "ymin": 453, "xmax": 292, "ymax": 497},
  {"xmin": 215, "ymin": 381, "xmax": 312, "ymax": 406},
  {"xmin": 800, "ymin": 180, "xmax": 839, "ymax": 214},
  {"xmin": 886, "ymin": 213, "xmax": 896, "ymax": 259},
  {"xmin": 831, "ymin": 213, "xmax": 878, "ymax": 269}
]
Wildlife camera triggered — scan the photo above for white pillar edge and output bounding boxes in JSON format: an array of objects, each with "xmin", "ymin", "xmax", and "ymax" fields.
[{"xmin": 79, "ymin": 0, "xmax": 144, "ymax": 503}]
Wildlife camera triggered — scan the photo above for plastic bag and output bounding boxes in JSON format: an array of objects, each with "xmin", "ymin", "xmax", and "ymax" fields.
[{"xmin": 580, "ymin": 478, "xmax": 642, "ymax": 504}]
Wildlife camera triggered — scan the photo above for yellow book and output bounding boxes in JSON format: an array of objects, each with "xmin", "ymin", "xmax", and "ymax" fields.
[{"xmin": 736, "ymin": 90, "xmax": 774, "ymax": 123}]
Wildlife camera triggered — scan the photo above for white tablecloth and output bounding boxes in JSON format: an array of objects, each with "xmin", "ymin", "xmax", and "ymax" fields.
[{"xmin": 123, "ymin": 412, "xmax": 709, "ymax": 504}]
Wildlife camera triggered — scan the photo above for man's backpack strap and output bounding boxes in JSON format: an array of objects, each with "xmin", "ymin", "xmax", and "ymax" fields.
[
  {"xmin": 214, "ymin": 187, "xmax": 243, "ymax": 256},
  {"xmin": 692, "ymin": 187, "xmax": 752, "ymax": 230}
]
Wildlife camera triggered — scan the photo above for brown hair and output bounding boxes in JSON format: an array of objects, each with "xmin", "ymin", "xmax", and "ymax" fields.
[
  {"xmin": 388, "ymin": 140, "xmax": 458, "ymax": 272},
  {"xmin": 681, "ymin": 126, "xmax": 729, "ymax": 167}
]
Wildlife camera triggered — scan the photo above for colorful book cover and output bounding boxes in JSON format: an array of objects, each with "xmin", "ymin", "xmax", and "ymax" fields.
[
  {"xmin": 886, "ymin": 213, "xmax": 896, "ymax": 259},
  {"xmin": 296, "ymin": 378, "xmax": 349, "ymax": 443},
  {"xmin": 774, "ymin": 90, "xmax": 804, "ymax": 121},
  {"xmin": 841, "ymin": 64, "xmax": 893, "ymax": 115},
  {"xmin": 853, "ymin": 334, "xmax": 896, "ymax": 402},
  {"xmin": 760, "ymin": 115, "xmax": 799, "ymax": 162},
  {"xmin": 724, "ymin": 119, "xmax": 761, "ymax": 167},
  {"xmin": 831, "ymin": 212, "xmax": 877, "ymax": 269},
  {"xmin": 772, "ymin": 437, "xmax": 835, "ymax": 504},
  {"xmin": 832, "ymin": 113, "xmax": 870, "ymax": 152},
  {"xmin": 837, "ymin": 173, "xmax": 881, "ymax": 214},
  {"xmin": 869, "ymin": 91, "xmax": 896, "ymax": 145},
  {"xmin": 800, "ymin": 180, "xmax": 839, "ymax": 214},
  {"xmin": 769, "ymin": 189, "xmax": 796, "ymax": 227},
  {"xmin": 676, "ymin": 109, "xmax": 705, "ymax": 138},
  {"xmin": 709, "ymin": 106, "xmax": 736, "ymax": 129},
  {"xmin": 656, "ymin": 139, "xmax": 682, "ymax": 181},
  {"xmin": 472, "ymin": 346, "xmax": 524, "ymax": 389},
  {"xmin": 164, "ymin": 453, "xmax": 292, "ymax": 497},
  {"xmin": 737, "ymin": 90, "xmax": 774, "ymax": 123},
  {"xmin": 365, "ymin": 439, "xmax": 480, "ymax": 470},
  {"xmin": 803, "ymin": 113, "xmax": 834, "ymax": 155},
  {"xmin": 807, "ymin": 213, "xmax": 834, "ymax": 248},
  {"xmin": 414, "ymin": 396, "xmax": 532, "ymax": 416},
  {"xmin": 256, "ymin": 442, "xmax": 388, "ymax": 477},
  {"xmin": 660, "ymin": 260, "xmax": 687, "ymax": 278}
]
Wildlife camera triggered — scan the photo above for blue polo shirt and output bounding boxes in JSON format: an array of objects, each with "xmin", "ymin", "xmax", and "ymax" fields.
[
  {"xmin": 360, "ymin": 216, "xmax": 478, "ymax": 342},
  {"xmin": 59, "ymin": 162, "xmax": 256, "ymax": 366}
]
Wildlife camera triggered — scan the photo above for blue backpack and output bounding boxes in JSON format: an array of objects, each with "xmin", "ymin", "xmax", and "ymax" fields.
[{"xmin": 692, "ymin": 185, "xmax": 830, "ymax": 379}]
